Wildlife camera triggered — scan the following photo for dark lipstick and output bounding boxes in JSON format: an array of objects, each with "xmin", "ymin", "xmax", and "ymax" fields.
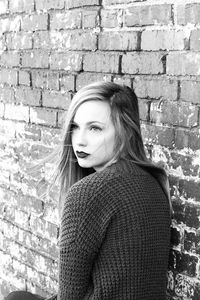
[{"xmin": 76, "ymin": 151, "xmax": 89, "ymax": 158}]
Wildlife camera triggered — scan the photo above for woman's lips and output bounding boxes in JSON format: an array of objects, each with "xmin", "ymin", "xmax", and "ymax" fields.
[{"xmin": 76, "ymin": 151, "xmax": 89, "ymax": 158}]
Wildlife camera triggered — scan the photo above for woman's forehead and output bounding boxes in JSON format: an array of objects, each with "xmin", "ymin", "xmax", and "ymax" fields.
[{"xmin": 73, "ymin": 100, "xmax": 112, "ymax": 124}]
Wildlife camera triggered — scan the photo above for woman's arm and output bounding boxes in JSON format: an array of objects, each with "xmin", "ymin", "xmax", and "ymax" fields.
[{"xmin": 58, "ymin": 182, "xmax": 110, "ymax": 300}]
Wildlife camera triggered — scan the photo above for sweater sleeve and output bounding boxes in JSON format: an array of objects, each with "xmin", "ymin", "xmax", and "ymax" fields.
[{"xmin": 58, "ymin": 180, "xmax": 112, "ymax": 300}]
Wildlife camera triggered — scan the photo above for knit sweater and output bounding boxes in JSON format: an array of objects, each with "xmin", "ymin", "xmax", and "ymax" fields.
[{"xmin": 58, "ymin": 159, "xmax": 171, "ymax": 300}]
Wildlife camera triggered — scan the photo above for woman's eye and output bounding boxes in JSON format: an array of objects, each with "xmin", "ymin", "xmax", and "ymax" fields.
[
  {"xmin": 71, "ymin": 124, "xmax": 78, "ymax": 131},
  {"xmin": 90, "ymin": 126, "xmax": 102, "ymax": 132}
]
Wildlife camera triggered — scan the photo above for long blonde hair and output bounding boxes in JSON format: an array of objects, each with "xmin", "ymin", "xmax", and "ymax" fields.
[{"xmin": 54, "ymin": 81, "xmax": 171, "ymax": 213}]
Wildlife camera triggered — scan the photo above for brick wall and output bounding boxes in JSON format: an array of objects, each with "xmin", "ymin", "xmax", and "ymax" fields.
[{"xmin": 0, "ymin": 0, "xmax": 200, "ymax": 299}]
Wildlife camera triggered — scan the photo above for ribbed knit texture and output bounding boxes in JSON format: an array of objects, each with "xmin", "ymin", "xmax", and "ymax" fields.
[{"xmin": 58, "ymin": 159, "xmax": 171, "ymax": 300}]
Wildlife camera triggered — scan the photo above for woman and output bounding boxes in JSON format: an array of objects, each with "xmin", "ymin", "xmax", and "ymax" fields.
[
  {"xmin": 56, "ymin": 81, "xmax": 171, "ymax": 299},
  {"xmin": 5, "ymin": 82, "xmax": 171, "ymax": 300}
]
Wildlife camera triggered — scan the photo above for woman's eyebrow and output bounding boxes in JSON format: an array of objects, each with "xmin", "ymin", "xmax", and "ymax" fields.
[{"xmin": 73, "ymin": 120, "xmax": 105, "ymax": 125}]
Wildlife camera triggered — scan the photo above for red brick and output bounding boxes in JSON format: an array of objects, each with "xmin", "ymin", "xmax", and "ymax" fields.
[
  {"xmin": 0, "ymin": 0, "xmax": 8, "ymax": 14},
  {"xmin": 50, "ymin": 52, "xmax": 82, "ymax": 71},
  {"xmin": 190, "ymin": 30, "xmax": 200, "ymax": 50},
  {"xmin": 122, "ymin": 52, "xmax": 165, "ymax": 75},
  {"xmin": 65, "ymin": 0, "xmax": 100, "ymax": 9},
  {"xmin": 177, "ymin": 3, "xmax": 200, "ymax": 25},
  {"xmin": 4, "ymin": 103, "xmax": 29, "ymax": 122},
  {"xmin": 6, "ymin": 32, "xmax": 32, "ymax": 50},
  {"xmin": 124, "ymin": 4, "xmax": 172, "ymax": 26},
  {"xmin": 30, "ymin": 107, "xmax": 57, "ymax": 127},
  {"xmin": 15, "ymin": 87, "xmax": 41, "ymax": 106},
  {"xmin": 167, "ymin": 52, "xmax": 200, "ymax": 76},
  {"xmin": 99, "ymin": 31, "xmax": 139, "ymax": 51},
  {"xmin": 0, "ymin": 69, "xmax": 18, "ymax": 85},
  {"xmin": 76, "ymin": 72, "xmax": 112, "ymax": 90},
  {"xmin": 141, "ymin": 30, "xmax": 186, "ymax": 51},
  {"xmin": 19, "ymin": 70, "xmax": 31, "ymax": 86},
  {"xmin": 50, "ymin": 11, "xmax": 81, "ymax": 30},
  {"xmin": 101, "ymin": 9, "xmax": 121, "ymax": 28},
  {"xmin": 21, "ymin": 14, "xmax": 48, "ymax": 31},
  {"xmin": 0, "ymin": 16, "xmax": 21, "ymax": 33},
  {"xmin": 60, "ymin": 74, "xmax": 75, "ymax": 92},
  {"xmin": 82, "ymin": 10, "xmax": 99, "ymax": 28},
  {"xmin": 42, "ymin": 90, "xmax": 71, "ymax": 110},
  {"xmin": 32, "ymin": 70, "xmax": 59, "ymax": 90},
  {"xmin": 0, "ymin": 87, "xmax": 15, "ymax": 103},
  {"xmin": 22, "ymin": 50, "xmax": 49, "ymax": 68},
  {"xmin": 0, "ymin": 51, "xmax": 20, "ymax": 67},
  {"xmin": 133, "ymin": 76, "xmax": 178, "ymax": 101},
  {"xmin": 84, "ymin": 53, "xmax": 119, "ymax": 73},
  {"xmin": 180, "ymin": 80, "xmax": 200, "ymax": 104},
  {"xmin": 35, "ymin": 0, "xmax": 65, "ymax": 10},
  {"xmin": 9, "ymin": 0, "xmax": 34, "ymax": 12},
  {"xmin": 151, "ymin": 100, "xmax": 198, "ymax": 127}
]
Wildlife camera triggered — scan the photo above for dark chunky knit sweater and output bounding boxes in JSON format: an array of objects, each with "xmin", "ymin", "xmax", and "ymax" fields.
[{"xmin": 58, "ymin": 159, "xmax": 171, "ymax": 300}]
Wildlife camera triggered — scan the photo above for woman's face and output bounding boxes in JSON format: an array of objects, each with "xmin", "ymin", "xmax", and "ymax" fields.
[{"xmin": 71, "ymin": 100, "xmax": 116, "ymax": 171}]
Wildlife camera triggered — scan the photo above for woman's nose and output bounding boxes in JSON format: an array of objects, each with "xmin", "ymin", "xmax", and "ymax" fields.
[{"xmin": 76, "ymin": 129, "xmax": 87, "ymax": 146}]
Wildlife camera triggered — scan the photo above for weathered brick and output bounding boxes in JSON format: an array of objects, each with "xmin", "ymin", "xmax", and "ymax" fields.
[
  {"xmin": 21, "ymin": 14, "xmax": 48, "ymax": 31},
  {"xmin": 122, "ymin": 52, "xmax": 165, "ymax": 75},
  {"xmin": 50, "ymin": 11, "xmax": 81, "ymax": 30},
  {"xmin": 124, "ymin": 4, "xmax": 172, "ymax": 27},
  {"xmin": 49, "ymin": 31, "xmax": 97, "ymax": 51},
  {"xmin": 32, "ymin": 70, "xmax": 59, "ymax": 90},
  {"xmin": 29, "ymin": 215, "xmax": 58, "ymax": 240},
  {"xmin": 30, "ymin": 107, "xmax": 57, "ymax": 127},
  {"xmin": 4, "ymin": 103, "xmax": 29, "ymax": 122},
  {"xmin": 84, "ymin": 53, "xmax": 119, "ymax": 73},
  {"xmin": 0, "ymin": 102, "xmax": 4, "ymax": 117},
  {"xmin": 9, "ymin": 0, "xmax": 34, "ymax": 12},
  {"xmin": 0, "ymin": 69, "xmax": 18, "ymax": 85},
  {"xmin": 190, "ymin": 30, "xmax": 200, "ymax": 50},
  {"xmin": 0, "ymin": 16, "xmax": 21, "ymax": 33},
  {"xmin": 33, "ymin": 31, "xmax": 51, "ymax": 49},
  {"xmin": 0, "ymin": 51, "xmax": 20, "ymax": 67},
  {"xmin": 133, "ymin": 77, "xmax": 178, "ymax": 101},
  {"xmin": 170, "ymin": 227, "xmax": 181, "ymax": 247},
  {"xmin": 141, "ymin": 123, "xmax": 175, "ymax": 148},
  {"xmin": 6, "ymin": 32, "xmax": 32, "ymax": 50},
  {"xmin": 65, "ymin": 0, "xmax": 100, "ymax": 9},
  {"xmin": 151, "ymin": 100, "xmax": 198, "ymax": 127},
  {"xmin": 21, "ymin": 50, "xmax": 49, "ymax": 68},
  {"xmin": 101, "ymin": 9, "xmax": 121, "ymax": 28},
  {"xmin": 42, "ymin": 90, "xmax": 71, "ymax": 110},
  {"xmin": 185, "ymin": 204, "xmax": 200, "ymax": 229},
  {"xmin": 0, "ymin": 34, "xmax": 5, "ymax": 50},
  {"xmin": 19, "ymin": 70, "xmax": 30, "ymax": 86},
  {"xmin": 112, "ymin": 75, "xmax": 131, "ymax": 87},
  {"xmin": 77, "ymin": 71, "xmax": 112, "ymax": 90},
  {"xmin": 0, "ymin": 0, "xmax": 8, "ymax": 14},
  {"xmin": 170, "ymin": 152, "xmax": 199, "ymax": 177},
  {"xmin": 60, "ymin": 74, "xmax": 75, "ymax": 92},
  {"xmin": 138, "ymin": 99, "xmax": 149, "ymax": 121},
  {"xmin": 180, "ymin": 80, "xmax": 200, "ymax": 104},
  {"xmin": 82, "ymin": 10, "xmax": 99, "ymax": 28},
  {"xmin": 99, "ymin": 31, "xmax": 138, "ymax": 51},
  {"xmin": 177, "ymin": 3, "xmax": 200, "ymax": 25},
  {"xmin": 179, "ymin": 179, "xmax": 200, "ymax": 203},
  {"xmin": 169, "ymin": 249, "xmax": 198, "ymax": 277},
  {"xmin": 184, "ymin": 230, "xmax": 200, "ymax": 255},
  {"xmin": 50, "ymin": 52, "xmax": 82, "ymax": 71},
  {"xmin": 167, "ymin": 52, "xmax": 200, "ymax": 76},
  {"xmin": 104, "ymin": 0, "xmax": 139, "ymax": 3},
  {"xmin": 15, "ymin": 87, "xmax": 41, "ymax": 106},
  {"xmin": 141, "ymin": 30, "xmax": 186, "ymax": 51},
  {"xmin": 35, "ymin": 0, "xmax": 65, "ymax": 10},
  {"xmin": 0, "ymin": 87, "xmax": 15, "ymax": 103},
  {"xmin": 174, "ymin": 128, "xmax": 200, "ymax": 150}
]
